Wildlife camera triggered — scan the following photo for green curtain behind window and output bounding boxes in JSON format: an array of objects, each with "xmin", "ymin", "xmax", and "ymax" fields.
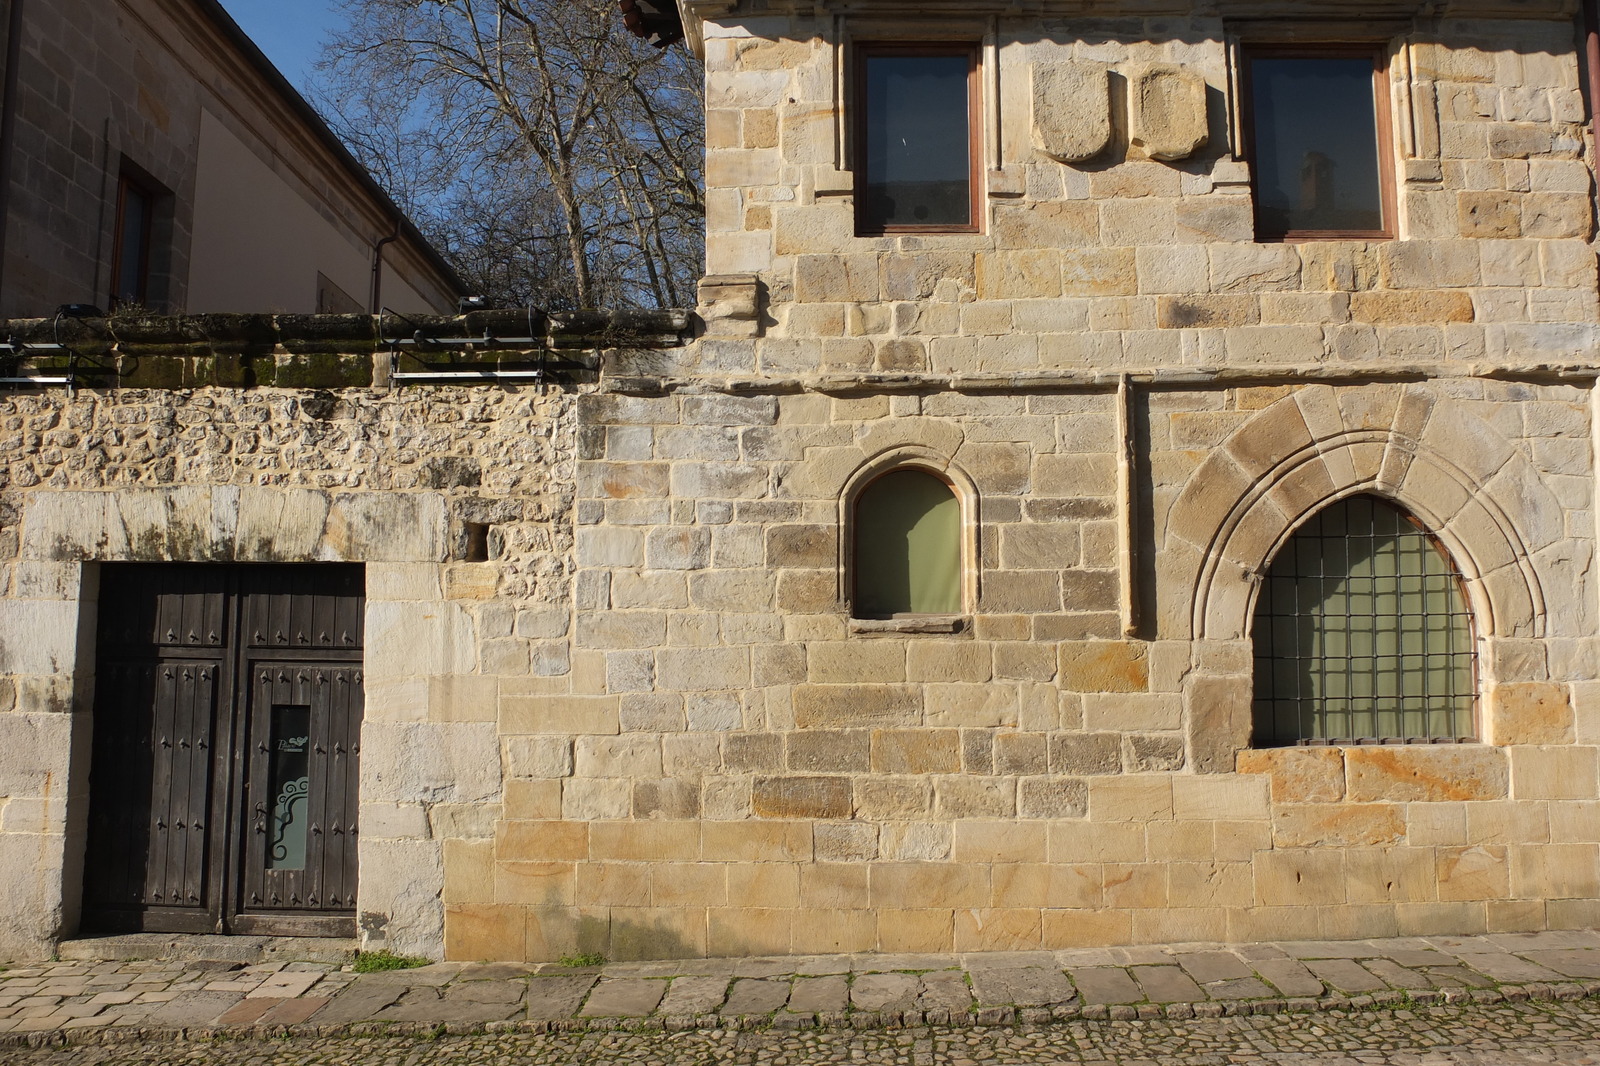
[
  {"xmin": 1251, "ymin": 495, "xmax": 1474, "ymax": 744},
  {"xmin": 854, "ymin": 469, "xmax": 960, "ymax": 616}
]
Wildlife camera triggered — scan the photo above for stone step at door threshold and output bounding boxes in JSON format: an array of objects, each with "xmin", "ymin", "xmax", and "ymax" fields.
[{"xmin": 56, "ymin": 933, "xmax": 358, "ymax": 966}]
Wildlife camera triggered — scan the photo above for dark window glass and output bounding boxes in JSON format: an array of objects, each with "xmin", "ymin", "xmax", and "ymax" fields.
[
  {"xmin": 853, "ymin": 469, "xmax": 961, "ymax": 617},
  {"xmin": 112, "ymin": 176, "xmax": 154, "ymax": 306},
  {"xmin": 1251, "ymin": 495, "xmax": 1476, "ymax": 746},
  {"xmin": 1247, "ymin": 53, "xmax": 1388, "ymax": 236},
  {"xmin": 859, "ymin": 50, "xmax": 973, "ymax": 232}
]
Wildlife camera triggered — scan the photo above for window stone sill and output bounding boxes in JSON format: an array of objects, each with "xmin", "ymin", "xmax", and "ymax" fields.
[{"xmin": 849, "ymin": 615, "xmax": 967, "ymax": 636}]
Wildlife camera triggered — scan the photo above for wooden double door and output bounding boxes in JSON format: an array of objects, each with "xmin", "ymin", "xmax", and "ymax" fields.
[{"xmin": 83, "ymin": 564, "xmax": 365, "ymax": 937}]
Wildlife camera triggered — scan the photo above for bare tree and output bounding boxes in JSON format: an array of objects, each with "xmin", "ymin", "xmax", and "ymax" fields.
[{"xmin": 317, "ymin": 0, "xmax": 703, "ymax": 311}]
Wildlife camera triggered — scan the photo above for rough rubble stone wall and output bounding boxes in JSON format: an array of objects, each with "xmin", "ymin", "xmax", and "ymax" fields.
[{"xmin": 0, "ymin": 385, "xmax": 575, "ymax": 960}]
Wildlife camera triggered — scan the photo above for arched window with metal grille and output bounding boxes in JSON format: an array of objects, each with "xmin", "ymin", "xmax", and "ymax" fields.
[{"xmin": 1250, "ymin": 494, "xmax": 1477, "ymax": 746}]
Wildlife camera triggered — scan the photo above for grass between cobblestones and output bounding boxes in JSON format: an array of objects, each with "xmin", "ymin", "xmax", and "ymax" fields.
[{"xmin": 349, "ymin": 953, "xmax": 431, "ymax": 975}]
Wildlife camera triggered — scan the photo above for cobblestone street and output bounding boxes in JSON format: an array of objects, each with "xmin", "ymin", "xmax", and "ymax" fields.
[{"xmin": 2, "ymin": 999, "xmax": 1600, "ymax": 1064}]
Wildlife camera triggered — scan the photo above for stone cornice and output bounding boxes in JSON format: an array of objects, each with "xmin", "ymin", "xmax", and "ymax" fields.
[{"xmin": 690, "ymin": 0, "xmax": 1577, "ymax": 20}]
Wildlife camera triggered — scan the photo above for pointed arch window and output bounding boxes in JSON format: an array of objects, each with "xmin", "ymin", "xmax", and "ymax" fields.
[
  {"xmin": 1251, "ymin": 495, "xmax": 1476, "ymax": 746},
  {"xmin": 852, "ymin": 468, "xmax": 962, "ymax": 618}
]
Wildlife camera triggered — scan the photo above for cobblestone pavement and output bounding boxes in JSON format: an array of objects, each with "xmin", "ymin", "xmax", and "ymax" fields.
[
  {"xmin": 2, "ymin": 999, "xmax": 1600, "ymax": 1064},
  {"xmin": 3, "ymin": 929, "xmax": 1600, "ymax": 1053}
]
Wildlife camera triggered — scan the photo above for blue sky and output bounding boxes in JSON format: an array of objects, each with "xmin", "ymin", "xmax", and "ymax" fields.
[{"xmin": 216, "ymin": 0, "xmax": 343, "ymax": 88}]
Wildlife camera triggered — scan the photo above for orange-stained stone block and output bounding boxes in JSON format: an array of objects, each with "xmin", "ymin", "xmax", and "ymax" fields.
[
  {"xmin": 495, "ymin": 820, "xmax": 590, "ymax": 861},
  {"xmin": 1437, "ymin": 845, "xmax": 1510, "ymax": 901},
  {"xmin": 1345, "ymin": 745, "xmax": 1508, "ymax": 802},
  {"xmin": 1237, "ymin": 747, "xmax": 1346, "ymax": 802},
  {"xmin": 1490, "ymin": 682, "xmax": 1576, "ymax": 745},
  {"xmin": 955, "ymin": 908, "xmax": 1042, "ymax": 951},
  {"xmin": 1042, "ymin": 907, "xmax": 1133, "ymax": 947},
  {"xmin": 1059, "ymin": 641, "xmax": 1149, "ymax": 693},
  {"xmin": 878, "ymin": 908, "xmax": 955, "ymax": 952},
  {"xmin": 445, "ymin": 903, "xmax": 527, "ymax": 961},
  {"xmin": 1272, "ymin": 803, "xmax": 1406, "ymax": 847}
]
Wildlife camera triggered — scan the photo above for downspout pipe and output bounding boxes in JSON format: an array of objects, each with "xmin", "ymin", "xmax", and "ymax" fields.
[
  {"xmin": 369, "ymin": 220, "xmax": 400, "ymax": 314},
  {"xmin": 0, "ymin": 0, "xmax": 27, "ymax": 308}
]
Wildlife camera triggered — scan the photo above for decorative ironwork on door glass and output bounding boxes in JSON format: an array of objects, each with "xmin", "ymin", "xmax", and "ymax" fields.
[{"xmin": 267, "ymin": 705, "xmax": 311, "ymax": 871}]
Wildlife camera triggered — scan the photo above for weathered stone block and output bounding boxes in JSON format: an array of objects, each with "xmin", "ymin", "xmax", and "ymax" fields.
[
  {"xmin": 1049, "ymin": 732, "xmax": 1121, "ymax": 775},
  {"xmin": 788, "ymin": 729, "xmax": 870, "ymax": 773},
  {"xmin": 1128, "ymin": 64, "xmax": 1208, "ymax": 161},
  {"xmin": 753, "ymin": 775, "xmax": 852, "ymax": 819},
  {"xmin": 1032, "ymin": 61, "xmax": 1111, "ymax": 163}
]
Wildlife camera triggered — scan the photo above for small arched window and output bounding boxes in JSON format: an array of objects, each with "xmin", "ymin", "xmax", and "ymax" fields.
[
  {"xmin": 852, "ymin": 468, "xmax": 961, "ymax": 617},
  {"xmin": 1251, "ymin": 495, "xmax": 1476, "ymax": 746}
]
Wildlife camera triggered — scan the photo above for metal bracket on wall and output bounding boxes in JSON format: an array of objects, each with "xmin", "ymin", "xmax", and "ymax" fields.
[
  {"xmin": 0, "ymin": 338, "xmax": 76, "ymax": 390},
  {"xmin": 381, "ymin": 307, "xmax": 548, "ymax": 385}
]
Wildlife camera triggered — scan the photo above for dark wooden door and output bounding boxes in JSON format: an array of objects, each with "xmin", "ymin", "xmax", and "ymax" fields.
[{"xmin": 84, "ymin": 564, "xmax": 364, "ymax": 936}]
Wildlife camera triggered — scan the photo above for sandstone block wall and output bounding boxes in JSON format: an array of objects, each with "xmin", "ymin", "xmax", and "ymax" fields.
[{"xmin": 698, "ymin": 12, "xmax": 1598, "ymax": 375}]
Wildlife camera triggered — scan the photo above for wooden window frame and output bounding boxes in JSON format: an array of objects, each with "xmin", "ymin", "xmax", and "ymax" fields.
[
  {"xmin": 1239, "ymin": 43, "xmax": 1398, "ymax": 242},
  {"xmin": 110, "ymin": 171, "xmax": 157, "ymax": 308},
  {"xmin": 853, "ymin": 42, "xmax": 983, "ymax": 237}
]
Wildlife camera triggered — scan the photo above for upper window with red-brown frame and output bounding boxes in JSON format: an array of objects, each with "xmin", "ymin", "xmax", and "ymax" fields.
[
  {"xmin": 110, "ymin": 171, "xmax": 157, "ymax": 308},
  {"xmin": 1241, "ymin": 44, "xmax": 1396, "ymax": 241},
  {"xmin": 854, "ymin": 43, "xmax": 981, "ymax": 236}
]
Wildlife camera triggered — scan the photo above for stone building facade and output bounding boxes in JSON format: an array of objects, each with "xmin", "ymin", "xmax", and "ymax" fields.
[{"xmin": 4, "ymin": 0, "xmax": 1600, "ymax": 962}]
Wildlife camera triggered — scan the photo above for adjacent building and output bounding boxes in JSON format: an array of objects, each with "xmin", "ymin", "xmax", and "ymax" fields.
[
  {"xmin": 0, "ymin": 0, "xmax": 461, "ymax": 316},
  {"xmin": 2, "ymin": 0, "xmax": 1600, "ymax": 963}
]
